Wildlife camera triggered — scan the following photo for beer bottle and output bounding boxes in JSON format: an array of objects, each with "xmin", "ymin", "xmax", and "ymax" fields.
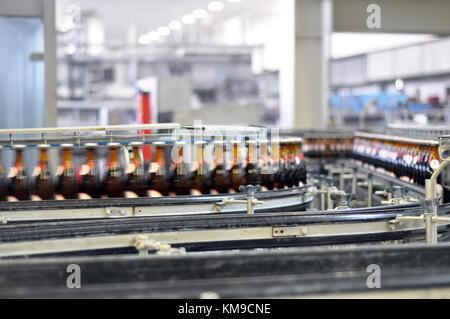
[
  {"xmin": 0, "ymin": 153, "xmax": 7, "ymax": 201},
  {"xmin": 245, "ymin": 140, "xmax": 261, "ymax": 186},
  {"xmin": 281, "ymin": 139, "xmax": 294, "ymax": 188},
  {"xmin": 56, "ymin": 144, "xmax": 79, "ymax": 199},
  {"xmin": 191, "ymin": 141, "xmax": 211, "ymax": 194},
  {"xmin": 103, "ymin": 143, "xmax": 124, "ymax": 198},
  {"xmin": 80, "ymin": 143, "xmax": 101, "ymax": 198},
  {"xmin": 149, "ymin": 141, "xmax": 170, "ymax": 196},
  {"xmin": 272, "ymin": 139, "xmax": 285, "ymax": 189},
  {"xmin": 211, "ymin": 140, "xmax": 230, "ymax": 193},
  {"xmin": 170, "ymin": 141, "xmax": 191, "ymax": 195},
  {"xmin": 293, "ymin": 138, "xmax": 306, "ymax": 186},
  {"xmin": 259, "ymin": 139, "xmax": 274, "ymax": 190},
  {"xmin": 126, "ymin": 142, "xmax": 148, "ymax": 197},
  {"xmin": 33, "ymin": 144, "xmax": 55, "ymax": 200},
  {"xmin": 229, "ymin": 140, "xmax": 245, "ymax": 192},
  {"xmin": 9, "ymin": 145, "xmax": 30, "ymax": 200}
]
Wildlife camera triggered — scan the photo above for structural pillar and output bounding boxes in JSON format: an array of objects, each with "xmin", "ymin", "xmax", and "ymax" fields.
[{"xmin": 279, "ymin": 0, "xmax": 332, "ymax": 129}]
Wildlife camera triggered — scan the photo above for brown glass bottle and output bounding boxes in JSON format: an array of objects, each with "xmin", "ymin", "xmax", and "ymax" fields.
[
  {"xmin": 33, "ymin": 144, "xmax": 55, "ymax": 200},
  {"xmin": 56, "ymin": 144, "xmax": 79, "ymax": 199},
  {"xmin": 0, "ymin": 153, "xmax": 7, "ymax": 201},
  {"xmin": 149, "ymin": 142, "xmax": 169, "ymax": 196},
  {"xmin": 9, "ymin": 145, "xmax": 30, "ymax": 200},
  {"xmin": 281, "ymin": 139, "xmax": 294, "ymax": 188},
  {"xmin": 272, "ymin": 139, "xmax": 285, "ymax": 189},
  {"xmin": 80, "ymin": 143, "xmax": 101, "ymax": 198},
  {"xmin": 170, "ymin": 142, "xmax": 191, "ymax": 195},
  {"xmin": 126, "ymin": 142, "xmax": 148, "ymax": 197},
  {"xmin": 229, "ymin": 141, "xmax": 245, "ymax": 191},
  {"xmin": 259, "ymin": 139, "xmax": 274, "ymax": 190},
  {"xmin": 211, "ymin": 140, "xmax": 230, "ymax": 193},
  {"xmin": 191, "ymin": 141, "xmax": 211, "ymax": 194},
  {"xmin": 245, "ymin": 140, "xmax": 261, "ymax": 186},
  {"xmin": 103, "ymin": 143, "xmax": 124, "ymax": 198}
]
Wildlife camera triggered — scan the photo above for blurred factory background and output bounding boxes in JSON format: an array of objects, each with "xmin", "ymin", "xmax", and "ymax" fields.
[{"xmin": 1, "ymin": 0, "xmax": 450, "ymax": 131}]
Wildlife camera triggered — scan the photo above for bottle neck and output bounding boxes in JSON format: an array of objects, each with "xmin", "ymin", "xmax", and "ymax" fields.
[
  {"xmin": 132, "ymin": 146, "xmax": 142, "ymax": 167},
  {"xmin": 214, "ymin": 143, "xmax": 224, "ymax": 165},
  {"xmin": 108, "ymin": 147, "xmax": 120, "ymax": 169},
  {"xmin": 86, "ymin": 148, "xmax": 97, "ymax": 167},
  {"xmin": 62, "ymin": 148, "xmax": 74, "ymax": 169},
  {"xmin": 15, "ymin": 150, "xmax": 25, "ymax": 170},
  {"xmin": 155, "ymin": 146, "xmax": 166, "ymax": 166},
  {"xmin": 196, "ymin": 144, "xmax": 205, "ymax": 166},
  {"xmin": 247, "ymin": 143, "xmax": 257, "ymax": 164},
  {"xmin": 232, "ymin": 143, "xmax": 240, "ymax": 165}
]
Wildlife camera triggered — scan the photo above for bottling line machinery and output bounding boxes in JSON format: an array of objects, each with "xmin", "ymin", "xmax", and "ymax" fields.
[{"xmin": 1, "ymin": 123, "xmax": 450, "ymax": 298}]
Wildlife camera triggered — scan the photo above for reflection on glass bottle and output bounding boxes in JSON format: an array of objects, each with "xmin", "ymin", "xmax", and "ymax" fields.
[
  {"xmin": 33, "ymin": 144, "xmax": 55, "ymax": 200},
  {"xmin": 191, "ymin": 141, "xmax": 211, "ymax": 194},
  {"xmin": 56, "ymin": 144, "xmax": 79, "ymax": 199},
  {"xmin": 259, "ymin": 139, "xmax": 274, "ymax": 190},
  {"xmin": 170, "ymin": 141, "xmax": 191, "ymax": 195},
  {"xmin": 9, "ymin": 145, "xmax": 30, "ymax": 200},
  {"xmin": 103, "ymin": 143, "xmax": 124, "ymax": 198},
  {"xmin": 80, "ymin": 143, "xmax": 101, "ymax": 198},
  {"xmin": 211, "ymin": 140, "xmax": 230, "ymax": 193},
  {"xmin": 245, "ymin": 140, "xmax": 261, "ymax": 186},
  {"xmin": 149, "ymin": 141, "xmax": 170, "ymax": 196},
  {"xmin": 126, "ymin": 142, "xmax": 148, "ymax": 197},
  {"xmin": 229, "ymin": 140, "xmax": 245, "ymax": 192}
]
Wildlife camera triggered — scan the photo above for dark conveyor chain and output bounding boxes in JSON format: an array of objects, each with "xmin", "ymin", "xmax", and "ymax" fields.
[
  {"xmin": 0, "ymin": 203, "xmax": 446, "ymax": 244},
  {"xmin": 2, "ymin": 243, "xmax": 450, "ymax": 298}
]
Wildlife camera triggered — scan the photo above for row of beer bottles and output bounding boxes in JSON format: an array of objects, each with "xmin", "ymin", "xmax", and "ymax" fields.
[
  {"xmin": 160, "ymin": 138, "xmax": 307, "ymax": 196},
  {"xmin": 303, "ymin": 137, "xmax": 353, "ymax": 159},
  {"xmin": 0, "ymin": 138, "xmax": 306, "ymax": 201},
  {"xmin": 352, "ymin": 136, "xmax": 440, "ymax": 186}
]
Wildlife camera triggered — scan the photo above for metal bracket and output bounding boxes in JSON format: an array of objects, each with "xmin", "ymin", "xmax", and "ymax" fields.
[
  {"xmin": 215, "ymin": 185, "xmax": 264, "ymax": 214},
  {"xmin": 272, "ymin": 226, "xmax": 307, "ymax": 238},
  {"xmin": 104, "ymin": 207, "xmax": 127, "ymax": 217}
]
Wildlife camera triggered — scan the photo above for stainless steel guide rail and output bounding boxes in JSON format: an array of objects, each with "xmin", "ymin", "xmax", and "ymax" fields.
[
  {"xmin": 0, "ymin": 187, "xmax": 313, "ymax": 222},
  {"xmin": 0, "ymin": 123, "xmax": 182, "ymax": 149},
  {"xmin": 1, "ymin": 202, "xmax": 450, "ymax": 258}
]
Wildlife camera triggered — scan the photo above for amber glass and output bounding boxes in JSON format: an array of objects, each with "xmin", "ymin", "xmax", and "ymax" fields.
[
  {"xmin": 126, "ymin": 144, "xmax": 147, "ymax": 197},
  {"xmin": 211, "ymin": 141, "xmax": 230, "ymax": 193},
  {"xmin": 229, "ymin": 141, "xmax": 245, "ymax": 191},
  {"xmin": 170, "ymin": 142, "xmax": 191, "ymax": 195},
  {"xmin": 280, "ymin": 139, "xmax": 293, "ymax": 188},
  {"xmin": 149, "ymin": 142, "xmax": 169, "ymax": 195},
  {"xmin": 80, "ymin": 145, "xmax": 101, "ymax": 198},
  {"xmin": 9, "ymin": 147, "xmax": 30, "ymax": 200},
  {"xmin": 103, "ymin": 145, "xmax": 124, "ymax": 198},
  {"xmin": 34, "ymin": 146, "xmax": 55, "ymax": 200},
  {"xmin": 56, "ymin": 146, "xmax": 79, "ymax": 199},
  {"xmin": 260, "ymin": 140, "xmax": 274, "ymax": 190},
  {"xmin": 245, "ymin": 140, "xmax": 261, "ymax": 186},
  {"xmin": 0, "ymin": 155, "xmax": 6, "ymax": 201},
  {"xmin": 272, "ymin": 140, "xmax": 285, "ymax": 189},
  {"xmin": 191, "ymin": 141, "xmax": 211, "ymax": 194}
]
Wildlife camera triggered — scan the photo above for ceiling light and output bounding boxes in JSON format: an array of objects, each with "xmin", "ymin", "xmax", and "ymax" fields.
[
  {"xmin": 148, "ymin": 31, "xmax": 159, "ymax": 41},
  {"xmin": 181, "ymin": 14, "xmax": 196, "ymax": 24},
  {"xmin": 208, "ymin": 1, "xmax": 224, "ymax": 11},
  {"xmin": 169, "ymin": 20, "xmax": 182, "ymax": 30},
  {"xmin": 138, "ymin": 34, "xmax": 151, "ymax": 45},
  {"xmin": 193, "ymin": 9, "xmax": 207, "ymax": 19},
  {"xmin": 157, "ymin": 26, "xmax": 171, "ymax": 36}
]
